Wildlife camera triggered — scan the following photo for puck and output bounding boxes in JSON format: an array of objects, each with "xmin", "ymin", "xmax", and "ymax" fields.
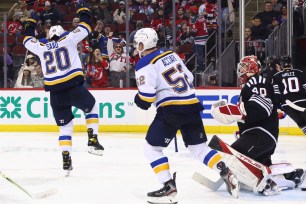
[{"xmin": 302, "ymin": 188, "xmax": 306, "ymax": 191}]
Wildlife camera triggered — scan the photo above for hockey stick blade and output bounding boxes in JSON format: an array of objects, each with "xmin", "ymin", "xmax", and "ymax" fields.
[
  {"xmin": 0, "ymin": 171, "xmax": 57, "ymax": 199},
  {"xmin": 192, "ymin": 172, "xmax": 224, "ymax": 191},
  {"xmin": 285, "ymin": 100, "xmax": 306, "ymax": 112},
  {"xmin": 33, "ymin": 188, "xmax": 58, "ymax": 199}
]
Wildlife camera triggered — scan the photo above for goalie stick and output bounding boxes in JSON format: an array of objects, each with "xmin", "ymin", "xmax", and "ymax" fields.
[
  {"xmin": 192, "ymin": 172, "xmax": 224, "ymax": 191},
  {"xmin": 285, "ymin": 100, "xmax": 306, "ymax": 112},
  {"xmin": 0, "ymin": 171, "xmax": 57, "ymax": 199}
]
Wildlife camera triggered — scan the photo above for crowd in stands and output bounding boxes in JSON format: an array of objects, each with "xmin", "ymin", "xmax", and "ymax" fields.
[
  {"xmin": 0, "ymin": 0, "xmax": 303, "ymax": 88},
  {"xmin": 242, "ymin": 0, "xmax": 305, "ymax": 65}
]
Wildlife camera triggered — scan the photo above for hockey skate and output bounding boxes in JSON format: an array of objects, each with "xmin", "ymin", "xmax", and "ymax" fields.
[
  {"xmin": 257, "ymin": 178, "xmax": 280, "ymax": 196},
  {"xmin": 62, "ymin": 151, "xmax": 73, "ymax": 177},
  {"xmin": 147, "ymin": 172, "xmax": 178, "ymax": 204},
  {"xmin": 284, "ymin": 168, "xmax": 305, "ymax": 188},
  {"xmin": 87, "ymin": 128, "xmax": 104, "ymax": 156},
  {"xmin": 217, "ymin": 161, "xmax": 240, "ymax": 198}
]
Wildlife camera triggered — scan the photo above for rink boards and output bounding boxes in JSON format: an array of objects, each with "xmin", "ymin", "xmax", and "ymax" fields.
[{"xmin": 0, "ymin": 89, "xmax": 303, "ymax": 135}]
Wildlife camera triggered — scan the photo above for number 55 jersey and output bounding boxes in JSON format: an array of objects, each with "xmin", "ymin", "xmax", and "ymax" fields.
[
  {"xmin": 23, "ymin": 22, "xmax": 91, "ymax": 92},
  {"xmin": 135, "ymin": 49, "xmax": 203, "ymax": 113}
]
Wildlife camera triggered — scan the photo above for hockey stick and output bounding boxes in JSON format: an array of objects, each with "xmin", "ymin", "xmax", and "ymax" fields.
[
  {"xmin": 285, "ymin": 100, "xmax": 306, "ymax": 113},
  {"xmin": 192, "ymin": 172, "xmax": 224, "ymax": 191},
  {"xmin": 0, "ymin": 171, "xmax": 57, "ymax": 199}
]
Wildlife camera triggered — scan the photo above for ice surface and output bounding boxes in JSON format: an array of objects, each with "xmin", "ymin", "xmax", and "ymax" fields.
[{"xmin": 0, "ymin": 132, "xmax": 305, "ymax": 204}]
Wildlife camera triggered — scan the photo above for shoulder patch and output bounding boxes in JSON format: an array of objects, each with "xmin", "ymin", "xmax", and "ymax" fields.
[{"xmin": 73, "ymin": 28, "xmax": 81, "ymax": 33}]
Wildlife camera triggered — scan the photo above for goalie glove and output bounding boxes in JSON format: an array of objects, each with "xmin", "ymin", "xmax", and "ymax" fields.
[{"xmin": 211, "ymin": 100, "xmax": 246, "ymax": 124}]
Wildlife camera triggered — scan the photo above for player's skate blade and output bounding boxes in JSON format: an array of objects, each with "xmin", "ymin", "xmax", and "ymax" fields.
[
  {"xmin": 147, "ymin": 173, "xmax": 177, "ymax": 204},
  {"xmin": 147, "ymin": 195, "xmax": 178, "ymax": 204},
  {"xmin": 88, "ymin": 146, "xmax": 103, "ymax": 156},
  {"xmin": 62, "ymin": 151, "xmax": 73, "ymax": 177}
]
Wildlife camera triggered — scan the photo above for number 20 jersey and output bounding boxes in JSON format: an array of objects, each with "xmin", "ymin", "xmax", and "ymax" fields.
[
  {"xmin": 135, "ymin": 49, "xmax": 203, "ymax": 113},
  {"xmin": 23, "ymin": 22, "xmax": 92, "ymax": 92}
]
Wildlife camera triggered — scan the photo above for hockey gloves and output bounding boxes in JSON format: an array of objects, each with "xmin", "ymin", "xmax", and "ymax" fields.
[
  {"xmin": 211, "ymin": 100, "xmax": 246, "ymax": 124},
  {"xmin": 23, "ymin": 12, "xmax": 39, "ymax": 37},
  {"xmin": 134, "ymin": 94, "xmax": 151, "ymax": 110}
]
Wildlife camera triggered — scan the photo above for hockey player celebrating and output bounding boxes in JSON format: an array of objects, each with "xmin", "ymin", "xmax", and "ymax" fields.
[
  {"xmin": 22, "ymin": 0, "xmax": 104, "ymax": 175},
  {"xmin": 211, "ymin": 55, "xmax": 305, "ymax": 195},
  {"xmin": 133, "ymin": 27, "xmax": 240, "ymax": 203},
  {"xmin": 272, "ymin": 55, "xmax": 306, "ymax": 135}
]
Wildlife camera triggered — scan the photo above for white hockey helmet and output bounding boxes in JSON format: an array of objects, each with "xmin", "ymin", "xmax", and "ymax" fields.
[
  {"xmin": 49, "ymin": 25, "xmax": 65, "ymax": 39},
  {"xmin": 134, "ymin": 28, "xmax": 158, "ymax": 54}
]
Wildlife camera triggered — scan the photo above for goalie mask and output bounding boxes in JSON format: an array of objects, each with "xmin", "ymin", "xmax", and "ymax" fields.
[{"xmin": 237, "ymin": 55, "xmax": 261, "ymax": 84}]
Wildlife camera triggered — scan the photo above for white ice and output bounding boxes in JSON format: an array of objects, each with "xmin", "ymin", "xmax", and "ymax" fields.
[{"xmin": 0, "ymin": 132, "xmax": 305, "ymax": 204}]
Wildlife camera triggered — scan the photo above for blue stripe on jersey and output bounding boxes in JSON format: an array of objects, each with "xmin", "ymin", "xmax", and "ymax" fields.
[
  {"xmin": 203, "ymin": 149, "xmax": 218, "ymax": 166},
  {"xmin": 135, "ymin": 48, "xmax": 169, "ymax": 71},
  {"xmin": 23, "ymin": 36, "xmax": 33, "ymax": 45},
  {"xmin": 79, "ymin": 24, "xmax": 91, "ymax": 34},
  {"xmin": 139, "ymin": 91, "xmax": 156, "ymax": 97},
  {"xmin": 59, "ymin": 32, "xmax": 69, "ymax": 39},
  {"xmin": 156, "ymin": 94, "xmax": 196, "ymax": 107},
  {"xmin": 59, "ymin": 135, "xmax": 72, "ymax": 141},
  {"xmin": 44, "ymin": 68, "xmax": 83, "ymax": 81},
  {"xmin": 86, "ymin": 114, "xmax": 98, "ymax": 119},
  {"xmin": 39, "ymin": 38, "xmax": 48, "ymax": 44},
  {"xmin": 150, "ymin": 157, "xmax": 168, "ymax": 168}
]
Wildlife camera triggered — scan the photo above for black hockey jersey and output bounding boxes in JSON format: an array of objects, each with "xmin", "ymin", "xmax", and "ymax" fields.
[
  {"xmin": 238, "ymin": 75, "xmax": 279, "ymax": 143},
  {"xmin": 272, "ymin": 69, "xmax": 306, "ymax": 106}
]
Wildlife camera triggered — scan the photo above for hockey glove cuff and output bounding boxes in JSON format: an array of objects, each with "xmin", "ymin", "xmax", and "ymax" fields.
[{"xmin": 134, "ymin": 94, "xmax": 151, "ymax": 110}]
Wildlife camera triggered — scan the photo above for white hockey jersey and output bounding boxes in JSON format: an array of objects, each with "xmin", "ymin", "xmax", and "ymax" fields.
[
  {"xmin": 135, "ymin": 49, "xmax": 203, "ymax": 113},
  {"xmin": 23, "ymin": 22, "xmax": 92, "ymax": 92}
]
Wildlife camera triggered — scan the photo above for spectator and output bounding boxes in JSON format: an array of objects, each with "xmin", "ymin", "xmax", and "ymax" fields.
[
  {"xmin": 86, "ymin": 48, "xmax": 109, "ymax": 88},
  {"xmin": 91, "ymin": 23, "xmax": 121, "ymax": 59},
  {"xmin": 39, "ymin": 1, "xmax": 63, "ymax": 26},
  {"xmin": 8, "ymin": 1, "xmax": 30, "ymax": 21},
  {"xmin": 92, "ymin": 0, "xmax": 113, "ymax": 24},
  {"xmin": 18, "ymin": 54, "xmax": 37, "ymax": 77},
  {"xmin": 245, "ymin": 27, "xmax": 256, "ymax": 41},
  {"xmin": 175, "ymin": 7, "xmax": 190, "ymax": 26},
  {"xmin": 177, "ymin": 22, "xmax": 194, "ymax": 46},
  {"xmin": 244, "ymin": 27, "xmax": 257, "ymax": 56},
  {"xmin": 254, "ymin": 1, "xmax": 280, "ymax": 28},
  {"xmin": 129, "ymin": 20, "xmax": 144, "ymax": 43},
  {"xmin": 107, "ymin": 31, "xmax": 132, "ymax": 88},
  {"xmin": 36, "ymin": 23, "xmax": 51, "ymax": 39},
  {"xmin": 267, "ymin": 17, "xmax": 280, "ymax": 35},
  {"xmin": 138, "ymin": 0, "xmax": 155, "ymax": 16},
  {"xmin": 278, "ymin": 5, "xmax": 287, "ymax": 24},
  {"xmin": 14, "ymin": 67, "xmax": 34, "ymax": 88},
  {"xmin": 251, "ymin": 17, "xmax": 268, "ymax": 40},
  {"xmin": 1, "ymin": 12, "xmax": 23, "ymax": 35},
  {"xmin": 151, "ymin": 8, "xmax": 169, "ymax": 30},
  {"xmin": 71, "ymin": 17, "xmax": 80, "ymax": 30},
  {"xmin": 192, "ymin": 14, "xmax": 209, "ymax": 72},
  {"xmin": 293, "ymin": 3, "xmax": 305, "ymax": 37},
  {"xmin": 32, "ymin": 64, "xmax": 44, "ymax": 88},
  {"xmin": 113, "ymin": 1, "xmax": 126, "ymax": 24},
  {"xmin": 189, "ymin": 6, "xmax": 199, "ymax": 24},
  {"xmin": 271, "ymin": 0, "xmax": 282, "ymax": 12}
]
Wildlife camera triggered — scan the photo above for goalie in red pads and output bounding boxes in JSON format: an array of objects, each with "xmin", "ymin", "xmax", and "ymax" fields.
[{"xmin": 210, "ymin": 55, "xmax": 305, "ymax": 195}]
